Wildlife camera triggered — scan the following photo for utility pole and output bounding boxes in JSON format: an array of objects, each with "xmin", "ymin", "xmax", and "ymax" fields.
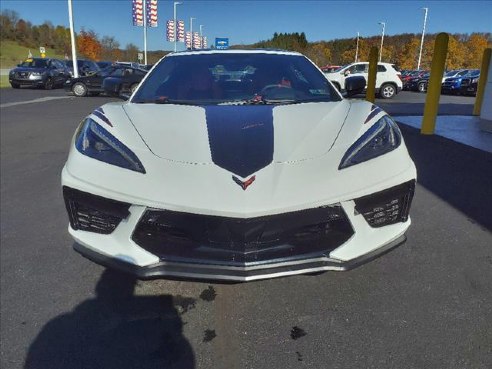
[
  {"xmin": 378, "ymin": 22, "xmax": 385, "ymax": 62},
  {"xmin": 417, "ymin": 7, "xmax": 429, "ymax": 70}
]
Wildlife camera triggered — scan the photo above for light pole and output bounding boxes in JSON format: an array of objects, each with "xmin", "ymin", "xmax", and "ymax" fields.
[
  {"xmin": 200, "ymin": 25, "xmax": 204, "ymax": 49},
  {"xmin": 417, "ymin": 7, "xmax": 428, "ymax": 70},
  {"xmin": 190, "ymin": 17, "xmax": 195, "ymax": 49},
  {"xmin": 173, "ymin": 2, "xmax": 182, "ymax": 52},
  {"xmin": 355, "ymin": 31, "xmax": 360, "ymax": 63},
  {"xmin": 378, "ymin": 21, "xmax": 385, "ymax": 62},
  {"xmin": 67, "ymin": 0, "xmax": 78, "ymax": 77}
]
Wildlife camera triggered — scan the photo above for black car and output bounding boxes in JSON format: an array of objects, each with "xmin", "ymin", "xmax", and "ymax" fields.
[
  {"xmin": 96, "ymin": 61, "xmax": 113, "ymax": 69},
  {"xmin": 407, "ymin": 72, "xmax": 430, "ymax": 92},
  {"xmin": 9, "ymin": 58, "xmax": 70, "ymax": 89},
  {"xmin": 64, "ymin": 59, "xmax": 100, "ymax": 77},
  {"xmin": 102, "ymin": 67, "xmax": 148, "ymax": 95},
  {"xmin": 65, "ymin": 65, "xmax": 127, "ymax": 97}
]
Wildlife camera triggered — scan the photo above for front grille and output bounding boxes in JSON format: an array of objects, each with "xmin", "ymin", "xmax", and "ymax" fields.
[
  {"xmin": 63, "ymin": 187, "xmax": 131, "ymax": 234},
  {"xmin": 461, "ymin": 78, "xmax": 470, "ymax": 86},
  {"xmin": 354, "ymin": 180, "xmax": 415, "ymax": 228},
  {"xmin": 15, "ymin": 72, "xmax": 30, "ymax": 79},
  {"xmin": 132, "ymin": 206, "xmax": 354, "ymax": 265}
]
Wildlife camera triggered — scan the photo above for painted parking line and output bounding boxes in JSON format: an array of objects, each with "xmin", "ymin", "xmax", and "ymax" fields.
[{"xmin": 0, "ymin": 96, "xmax": 72, "ymax": 109}]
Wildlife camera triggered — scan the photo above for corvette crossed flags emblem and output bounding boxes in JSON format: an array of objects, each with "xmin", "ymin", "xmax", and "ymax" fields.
[{"xmin": 232, "ymin": 175, "xmax": 256, "ymax": 191}]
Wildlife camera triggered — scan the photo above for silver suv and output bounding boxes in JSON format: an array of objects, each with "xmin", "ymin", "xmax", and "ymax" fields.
[{"xmin": 324, "ymin": 62, "xmax": 402, "ymax": 99}]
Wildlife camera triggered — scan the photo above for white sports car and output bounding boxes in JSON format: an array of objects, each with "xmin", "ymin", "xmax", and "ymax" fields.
[{"xmin": 62, "ymin": 50, "xmax": 416, "ymax": 282}]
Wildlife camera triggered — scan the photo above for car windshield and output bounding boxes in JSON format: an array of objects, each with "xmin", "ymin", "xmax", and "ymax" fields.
[
  {"xmin": 132, "ymin": 52, "xmax": 341, "ymax": 105},
  {"xmin": 19, "ymin": 59, "xmax": 48, "ymax": 68}
]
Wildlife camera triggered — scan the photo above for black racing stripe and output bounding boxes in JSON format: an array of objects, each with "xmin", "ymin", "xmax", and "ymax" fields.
[{"xmin": 205, "ymin": 105, "xmax": 274, "ymax": 178}]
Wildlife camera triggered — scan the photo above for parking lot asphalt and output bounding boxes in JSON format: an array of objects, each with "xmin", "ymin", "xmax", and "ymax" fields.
[{"xmin": 1, "ymin": 88, "xmax": 491, "ymax": 369}]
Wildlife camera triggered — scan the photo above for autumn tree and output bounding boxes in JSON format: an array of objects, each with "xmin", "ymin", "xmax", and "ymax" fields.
[
  {"xmin": 122, "ymin": 43, "xmax": 139, "ymax": 62},
  {"xmin": 445, "ymin": 34, "xmax": 466, "ymax": 70},
  {"xmin": 101, "ymin": 35, "xmax": 120, "ymax": 61},
  {"xmin": 77, "ymin": 29, "xmax": 102, "ymax": 60},
  {"xmin": 305, "ymin": 42, "xmax": 332, "ymax": 66},
  {"xmin": 464, "ymin": 33, "xmax": 489, "ymax": 68},
  {"xmin": 395, "ymin": 37, "xmax": 421, "ymax": 70}
]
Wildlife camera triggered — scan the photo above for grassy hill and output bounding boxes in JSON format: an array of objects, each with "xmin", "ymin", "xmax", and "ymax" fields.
[{"xmin": 0, "ymin": 40, "xmax": 65, "ymax": 68}]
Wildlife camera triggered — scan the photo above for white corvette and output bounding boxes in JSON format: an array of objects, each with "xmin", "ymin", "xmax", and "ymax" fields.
[{"xmin": 62, "ymin": 50, "xmax": 416, "ymax": 281}]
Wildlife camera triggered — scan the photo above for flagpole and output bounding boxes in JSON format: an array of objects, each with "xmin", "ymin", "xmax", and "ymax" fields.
[
  {"xmin": 143, "ymin": 0, "xmax": 147, "ymax": 64},
  {"xmin": 67, "ymin": 0, "xmax": 78, "ymax": 78}
]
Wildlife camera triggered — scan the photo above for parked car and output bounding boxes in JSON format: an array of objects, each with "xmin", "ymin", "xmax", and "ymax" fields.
[
  {"xmin": 320, "ymin": 65, "xmax": 341, "ymax": 73},
  {"xmin": 9, "ymin": 58, "xmax": 70, "ymax": 89},
  {"xmin": 97, "ymin": 61, "xmax": 113, "ymax": 70},
  {"xmin": 441, "ymin": 69, "xmax": 471, "ymax": 83},
  {"xmin": 115, "ymin": 61, "xmax": 140, "ymax": 68},
  {"xmin": 401, "ymin": 70, "xmax": 427, "ymax": 90},
  {"xmin": 324, "ymin": 62, "xmax": 402, "ymax": 99},
  {"xmin": 61, "ymin": 49, "xmax": 416, "ymax": 281},
  {"xmin": 102, "ymin": 67, "xmax": 148, "ymax": 95},
  {"xmin": 64, "ymin": 59, "xmax": 100, "ymax": 77},
  {"xmin": 65, "ymin": 65, "xmax": 128, "ymax": 97},
  {"xmin": 441, "ymin": 69, "xmax": 479, "ymax": 95},
  {"xmin": 460, "ymin": 73, "xmax": 480, "ymax": 96},
  {"xmin": 407, "ymin": 72, "xmax": 430, "ymax": 92}
]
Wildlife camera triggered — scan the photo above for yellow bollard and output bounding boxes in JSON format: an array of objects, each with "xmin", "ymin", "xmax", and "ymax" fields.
[
  {"xmin": 421, "ymin": 33, "xmax": 449, "ymax": 135},
  {"xmin": 473, "ymin": 48, "xmax": 491, "ymax": 116},
  {"xmin": 366, "ymin": 47, "xmax": 378, "ymax": 103}
]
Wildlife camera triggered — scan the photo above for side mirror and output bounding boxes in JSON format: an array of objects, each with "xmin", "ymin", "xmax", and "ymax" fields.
[{"xmin": 344, "ymin": 75, "xmax": 366, "ymax": 97}]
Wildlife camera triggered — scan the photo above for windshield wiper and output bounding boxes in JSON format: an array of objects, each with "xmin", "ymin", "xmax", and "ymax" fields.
[{"xmin": 132, "ymin": 97, "xmax": 195, "ymax": 105}]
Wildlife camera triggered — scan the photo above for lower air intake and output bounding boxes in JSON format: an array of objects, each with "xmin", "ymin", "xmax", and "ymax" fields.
[
  {"xmin": 354, "ymin": 180, "xmax": 415, "ymax": 228},
  {"xmin": 63, "ymin": 187, "xmax": 130, "ymax": 234}
]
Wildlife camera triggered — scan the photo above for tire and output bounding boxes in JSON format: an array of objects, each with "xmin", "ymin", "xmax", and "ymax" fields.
[
  {"xmin": 44, "ymin": 78, "xmax": 54, "ymax": 90},
  {"xmin": 72, "ymin": 82, "xmax": 88, "ymax": 97},
  {"xmin": 10, "ymin": 83, "xmax": 20, "ymax": 89},
  {"xmin": 379, "ymin": 83, "xmax": 396, "ymax": 99},
  {"xmin": 418, "ymin": 82, "xmax": 427, "ymax": 93}
]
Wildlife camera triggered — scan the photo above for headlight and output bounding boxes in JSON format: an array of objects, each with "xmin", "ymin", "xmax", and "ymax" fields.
[
  {"xmin": 31, "ymin": 72, "xmax": 45, "ymax": 76},
  {"xmin": 75, "ymin": 118, "xmax": 145, "ymax": 173},
  {"xmin": 472, "ymin": 77, "xmax": 479, "ymax": 84},
  {"xmin": 339, "ymin": 115, "xmax": 402, "ymax": 169}
]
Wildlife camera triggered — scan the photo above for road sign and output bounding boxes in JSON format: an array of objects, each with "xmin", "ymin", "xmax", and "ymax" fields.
[
  {"xmin": 39, "ymin": 47, "xmax": 46, "ymax": 54},
  {"xmin": 215, "ymin": 38, "xmax": 229, "ymax": 50},
  {"xmin": 138, "ymin": 52, "xmax": 143, "ymax": 62}
]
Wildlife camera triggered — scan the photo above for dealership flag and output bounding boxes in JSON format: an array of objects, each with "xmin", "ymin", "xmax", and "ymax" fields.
[
  {"xmin": 146, "ymin": 0, "xmax": 158, "ymax": 27},
  {"xmin": 177, "ymin": 20, "xmax": 185, "ymax": 42},
  {"xmin": 185, "ymin": 31, "xmax": 191, "ymax": 49},
  {"xmin": 166, "ymin": 20, "xmax": 175, "ymax": 42},
  {"xmin": 193, "ymin": 32, "xmax": 201, "ymax": 49},
  {"xmin": 132, "ymin": 0, "xmax": 144, "ymax": 26}
]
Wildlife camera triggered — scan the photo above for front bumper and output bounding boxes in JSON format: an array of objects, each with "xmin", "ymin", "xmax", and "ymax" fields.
[
  {"xmin": 74, "ymin": 234, "xmax": 407, "ymax": 282},
  {"xmin": 9, "ymin": 77, "xmax": 46, "ymax": 87}
]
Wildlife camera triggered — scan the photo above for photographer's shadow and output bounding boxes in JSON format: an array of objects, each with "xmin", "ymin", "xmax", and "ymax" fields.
[{"xmin": 25, "ymin": 268, "xmax": 195, "ymax": 369}]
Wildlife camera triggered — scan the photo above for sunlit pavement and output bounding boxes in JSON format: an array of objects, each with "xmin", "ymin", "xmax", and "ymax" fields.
[{"xmin": 1, "ymin": 89, "xmax": 491, "ymax": 369}]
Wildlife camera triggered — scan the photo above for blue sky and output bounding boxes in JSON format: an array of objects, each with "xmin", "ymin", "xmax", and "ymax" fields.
[{"xmin": 2, "ymin": 0, "xmax": 491, "ymax": 51}]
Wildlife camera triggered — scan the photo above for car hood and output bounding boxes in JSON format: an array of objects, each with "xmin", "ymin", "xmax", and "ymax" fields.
[
  {"xmin": 122, "ymin": 101, "xmax": 350, "ymax": 174},
  {"xmin": 12, "ymin": 67, "xmax": 48, "ymax": 73}
]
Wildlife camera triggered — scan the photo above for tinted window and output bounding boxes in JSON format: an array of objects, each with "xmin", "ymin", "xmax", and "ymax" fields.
[
  {"xmin": 132, "ymin": 53, "xmax": 341, "ymax": 105},
  {"xmin": 377, "ymin": 65, "xmax": 387, "ymax": 72},
  {"xmin": 19, "ymin": 59, "xmax": 48, "ymax": 68}
]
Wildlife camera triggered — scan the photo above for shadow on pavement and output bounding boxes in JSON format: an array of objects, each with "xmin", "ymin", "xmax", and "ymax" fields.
[
  {"xmin": 399, "ymin": 124, "xmax": 492, "ymax": 231},
  {"xmin": 24, "ymin": 269, "xmax": 195, "ymax": 369}
]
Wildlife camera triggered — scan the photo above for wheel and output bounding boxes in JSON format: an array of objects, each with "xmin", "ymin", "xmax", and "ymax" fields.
[
  {"xmin": 10, "ymin": 83, "xmax": 20, "ymax": 89},
  {"xmin": 44, "ymin": 78, "xmax": 54, "ymax": 90},
  {"xmin": 72, "ymin": 82, "xmax": 88, "ymax": 97},
  {"xmin": 130, "ymin": 83, "xmax": 139, "ymax": 94},
  {"xmin": 418, "ymin": 82, "xmax": 427, "ymax": 93},
  {"xmin": 379, "ymin": 83, "xmax": 396, "ymax": 99}
]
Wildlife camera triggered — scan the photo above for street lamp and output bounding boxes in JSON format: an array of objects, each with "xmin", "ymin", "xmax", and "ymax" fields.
[
  {"xmin": 378, "ymin": 21, "xmax": 385, "ymax": 62},
  {"xmin": 355, "ymin": 31, "xmax": 360, "ymax": 63},
  {"xmin": 173, "ymin": 2, "xmax": 182, "ymax": 52},
  {"xmin": 190, "ymin": 17, "xmax": 195, "ymax": 49},
  {"xmin": 417, "ymin": 7, "xmax": 429, "ymax": 70},
  {"xmin": 200, "ymin": 25, "xmax": 204, "ymax": 49}
]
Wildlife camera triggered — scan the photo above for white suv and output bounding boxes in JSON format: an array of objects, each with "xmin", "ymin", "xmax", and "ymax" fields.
[{"xmin": 324, "ymin": 62, "xmax": 402, "ymax": 99}]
